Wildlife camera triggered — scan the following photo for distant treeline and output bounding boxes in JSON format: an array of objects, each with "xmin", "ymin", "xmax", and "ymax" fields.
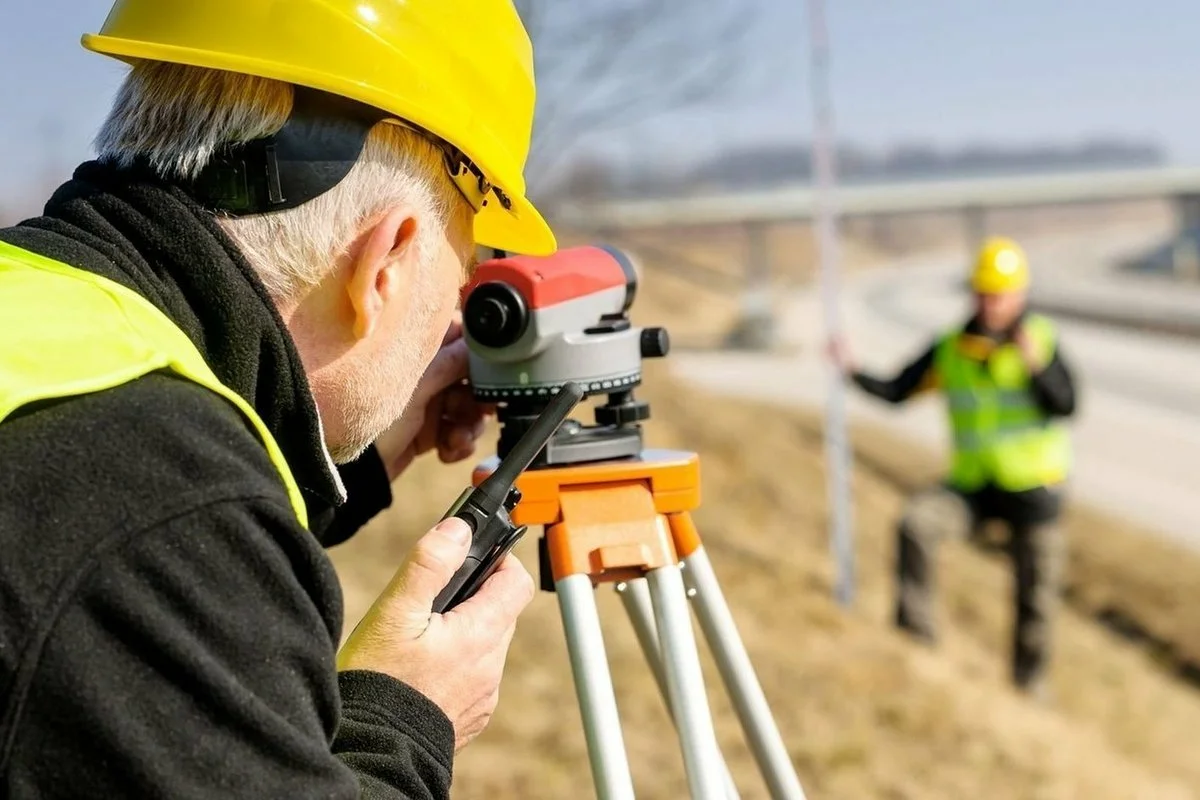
[{"xmin": 555, "ymin": 138, "xmax": 1167, "ymax": 200}]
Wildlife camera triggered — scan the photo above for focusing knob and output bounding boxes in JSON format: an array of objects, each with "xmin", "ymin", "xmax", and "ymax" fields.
[
  {"xmin": 595, "ymin": 400, "xmax": 651, "ymax": 426},
  {"xmin": 464, "ymin": 281, "xmax": 529, "ymax": 348},
  {"xmin": 505, "ymin": 486, "xmax": 523, "ymax": 510},
  {"xmin": 640, "ymin": 327, "xmax": 670, "ymax": 359}
]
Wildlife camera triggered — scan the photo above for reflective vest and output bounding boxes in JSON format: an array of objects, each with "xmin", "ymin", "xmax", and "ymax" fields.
[
  {"xmin": 0, "ymin": 240, "xmax": 308, "ymax": 528},
  {"xmin": 932, "ymin": 314, "xmax": 1071, "ymax": 493}
]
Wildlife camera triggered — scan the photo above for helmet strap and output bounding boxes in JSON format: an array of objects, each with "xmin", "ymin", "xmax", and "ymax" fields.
[{"xmin": 183, "ymin": 86, "xmax": 388, "ymax": 216}]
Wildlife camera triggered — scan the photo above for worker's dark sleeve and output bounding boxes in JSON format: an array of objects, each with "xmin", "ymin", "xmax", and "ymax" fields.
[
  {"xmin": 322, "ymin": 445, "xmax": 395, "ymax": 547},
  {"xmin": 1029, "ymin": 345, "xmax": 1076, "ymax": 417},
  {"xmin": 850, "ymin": 342, "xmax": 938, "ymax": 404},
  {"xmin": 7, "ymin": 495, "xmax": 453, "ymax": 800}
]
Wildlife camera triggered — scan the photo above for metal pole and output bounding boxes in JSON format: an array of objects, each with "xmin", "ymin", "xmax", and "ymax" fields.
[
  {"xmin": 646, "ymin": 564, "xmax": 727, "ymax": 799},
  {"xmin": 616, "ymin": 579, "xmax": 742, "ymax": 800},
  {"xmin": 556, "ymin": 574, "xmax": 637, "ymax": 800},
  {"xmin": 682, "ymin": 551, "xmax": 808, "ymax": 799},
  {"xmin": 807, "ymin": 0, "xmax": 855, "ymax": 606}
]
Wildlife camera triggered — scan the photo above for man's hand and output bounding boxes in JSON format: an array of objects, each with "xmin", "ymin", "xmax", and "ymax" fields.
[
  {"xmin": 375, "ymin": 317, "xmax": 494, "ymax": 482},
  {"xmin": 1013, "ymin": 324, "xmax": 1046, "ymax": 374},
  {"xmin": 826, "ymin": 335, "xmax": 856, "ymax": 375},
  {"xmin": 337, "ymin": 518, "xmax": 536, "ymax": 751}
]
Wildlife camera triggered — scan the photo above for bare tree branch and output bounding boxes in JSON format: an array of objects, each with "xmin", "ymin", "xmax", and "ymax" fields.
[
  {"xmin": 512, "ymin": 0, "xmax": 763, "ymax": 198},
  {"xmin": 529, "ymin": 20, "xmax": 757, "ymax": 183}
]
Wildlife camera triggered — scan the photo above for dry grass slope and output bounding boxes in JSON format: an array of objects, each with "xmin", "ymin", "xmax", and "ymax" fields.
[{"xmin": 329, "ymin": 223, "xmax": 1200, "ymax": 799}]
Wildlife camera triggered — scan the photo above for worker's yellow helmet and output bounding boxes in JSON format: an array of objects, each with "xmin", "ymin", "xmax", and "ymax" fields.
[
  {"xmin": 80, "ymin": 0, "xmax": 557, "ymax": 256},
  {"xmin": 971, "ymin": 236, "xmax": 1029, "ymax": 294}
]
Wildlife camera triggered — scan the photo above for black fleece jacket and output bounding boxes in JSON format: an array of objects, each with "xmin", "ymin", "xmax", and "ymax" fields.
[{"xmin": 0, "ymin": 162, "xmax": 454, "ymax": 798}]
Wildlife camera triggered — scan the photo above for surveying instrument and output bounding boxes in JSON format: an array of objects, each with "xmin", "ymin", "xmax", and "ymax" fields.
[{"xmin": 433, "ymin": 246, "xmax": 807, "ymax": 799}]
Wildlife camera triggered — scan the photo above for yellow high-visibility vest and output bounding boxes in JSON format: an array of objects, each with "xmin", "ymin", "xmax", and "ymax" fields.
[
  {"xmin": 933, "ymin": 314, "xmax": 1072, "ymax": 493},
  {"xmin": 0, "ymin": 240, "xmax": 308, "ymax": 528}
]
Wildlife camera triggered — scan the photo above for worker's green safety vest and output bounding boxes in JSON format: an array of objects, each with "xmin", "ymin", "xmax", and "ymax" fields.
[
  {"xmin": 0, "ymin": 240, "xmax": 308, "ymax": 528},
  {"xmin": 933, "ymin": 314, "xmax": 1071, "ymax": 493}
]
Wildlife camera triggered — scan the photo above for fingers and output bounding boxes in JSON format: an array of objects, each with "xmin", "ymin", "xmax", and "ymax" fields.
[
  {"xmin": 437, "ymin": 428, "xmax": 481, "ymax": 464},
  {"xmin": 412, "ymin": 390, "xmax": 446, "ymax": 458},
  {"xmin": 440, "ymin": 420, "xmax": 485, "ymax": 451},
  {"xmin": 441, "ymin": 383, "xmax": 485, "ymax": 427},
  {"xmin": 448, "ymin": 553, "xmax": 536, "ymax": 633},
  {"xmin": 827, "ymin": 337, "xmax": 855, "ymax": 373},
  {"xmin": 436, "ymin": 421, "xmax": 486, "ymax": 463},
  {"xmin": 437, "ymin": 384, "xmax": 491, "ymax": 462},
  {"xmin": 490, "ymin": 554, "xmax": 538, "ymax": 615},
  {"xmin": 384, "ymin": 518, "xmax": 473, "ymax": 629}
]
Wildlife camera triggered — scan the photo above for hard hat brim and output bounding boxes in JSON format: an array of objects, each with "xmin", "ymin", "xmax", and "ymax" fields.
[
  {"xmin": 476, "ymin": 189, "xmax": 557, "ymax": 256},
  {"xmin": 82, "ymin": 32, "xmax": 559, "ymax": 256},
  {"xmin": 970, "ymin": 275, "xmax": 1029, "ymax": 294}
]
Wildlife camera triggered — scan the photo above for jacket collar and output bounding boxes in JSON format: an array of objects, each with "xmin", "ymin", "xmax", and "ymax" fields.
[{"xmin": 0, "ymin": 160, "xmax": 347, "ymax": 518}]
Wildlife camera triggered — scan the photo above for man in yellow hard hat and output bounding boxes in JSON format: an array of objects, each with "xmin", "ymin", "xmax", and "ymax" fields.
[
  {"xmin": 831, "ymin": 236, "xmax": 1078, "ymax": 699},
  {"xmin": 0, "ymin": 2, "xmax": 555, "ymax": 796}
]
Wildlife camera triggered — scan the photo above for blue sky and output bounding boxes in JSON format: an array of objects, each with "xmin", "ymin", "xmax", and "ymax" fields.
[{"xmin": 3, "ymin": 1, "xmax": 1200, "ymax": 206}]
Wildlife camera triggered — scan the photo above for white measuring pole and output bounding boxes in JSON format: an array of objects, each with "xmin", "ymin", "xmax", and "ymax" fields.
[{"xmin": 806, "ymin": 0, "xmax": 855, "ymax": 607}]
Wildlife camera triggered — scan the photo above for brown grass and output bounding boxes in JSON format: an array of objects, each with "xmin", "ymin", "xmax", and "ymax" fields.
[
  {"xmin": 328, "ymin": 214, "xmax": 1200, "ymax": 799},
  {"xmin": 842, "ymin": 411, "xmax": 1200, "ymax": 686}
]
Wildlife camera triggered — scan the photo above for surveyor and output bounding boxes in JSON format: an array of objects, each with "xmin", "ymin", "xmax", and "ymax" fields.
[
  {"xmin": 830, "ymin": 236, "xmax": 1077, "ymax": 699},
  {"xmin": 0, "ymin": 2, "xmax": 555, "ymax": 796}
]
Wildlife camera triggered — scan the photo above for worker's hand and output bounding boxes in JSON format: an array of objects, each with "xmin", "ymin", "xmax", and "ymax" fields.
[
  {"xmin": 826, "ymin": 336, "xmax": 856, "ymax": 375},
  {"xmin": 337, "ymin": 518, "xmax": 536, "ymax": 750},
  {"xmin": 1013, "ymin": 325, "xmax": 1046, "ymax": 374},
  {"xmin": 374, "ymin": 314, "xmax": 495, "ymax": 482}
]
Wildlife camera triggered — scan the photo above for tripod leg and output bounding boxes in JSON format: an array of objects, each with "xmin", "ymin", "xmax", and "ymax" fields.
[
  {"xmin": 557, "ymin": 573, "xmax": 636, "ymax": 800},
  {"xmin": 646, "ymin": 563, "xmax": 727, "ymax": 800},
  {"xmin": 618, "ymin": 578, "xmax": 741, "ymax": 800},
  {"xmin": 681, "ymin": 547, "xmax": 808, "ymax": 800}
]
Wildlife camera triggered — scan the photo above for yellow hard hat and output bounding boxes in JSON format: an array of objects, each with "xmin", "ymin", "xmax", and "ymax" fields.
[
  {"xmin": 80, "ymin": 0, "xmax": 557, "ymax": 256},
  {"xmin": 971, "ymin": 236, "xmax": 1029, "ymax": 294}
]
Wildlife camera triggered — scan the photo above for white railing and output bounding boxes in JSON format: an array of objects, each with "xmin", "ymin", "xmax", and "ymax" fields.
[{"xmin": 555, "ymin": 166, "xmax": 1200, "ymax": 230}]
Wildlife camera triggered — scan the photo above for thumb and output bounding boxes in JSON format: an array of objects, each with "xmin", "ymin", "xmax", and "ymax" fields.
[{"xmin": 382, "ymin": 518, "xmax": 472, "ymax": 636}]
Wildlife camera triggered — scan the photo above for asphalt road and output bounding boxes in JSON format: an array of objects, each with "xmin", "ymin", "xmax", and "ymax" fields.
[{"xmin": 662, "ymin": 224, "xmax": 1200, "ymax": 549}]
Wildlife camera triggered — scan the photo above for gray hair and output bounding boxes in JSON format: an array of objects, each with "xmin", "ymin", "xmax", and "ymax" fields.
[{"xmin": 95, "ymin": 61, "xmax": 466, "ymax": 301}]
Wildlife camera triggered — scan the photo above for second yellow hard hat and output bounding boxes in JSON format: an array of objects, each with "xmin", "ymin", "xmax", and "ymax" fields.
[
  {"xmin": 80, "ymin": 0, "xmax": 557, "ymax": 256},
  {"xmin": 971, "ymin": 236, "xmax": 1030, "ymax": 294}
]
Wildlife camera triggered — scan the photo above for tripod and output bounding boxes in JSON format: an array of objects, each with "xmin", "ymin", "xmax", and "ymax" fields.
[{"xmin": 469, "ymin": 447, "xmax": 807, "ymax": 799}]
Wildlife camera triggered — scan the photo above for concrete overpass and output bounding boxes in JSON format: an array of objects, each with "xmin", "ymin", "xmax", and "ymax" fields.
[
  {"xmin": 554, "ymin": 165, "xmax": 1200, "ymax": 348},
  {"xmin": 555, "ymin": 165, "xmax": 1200, "ymax": 229}
]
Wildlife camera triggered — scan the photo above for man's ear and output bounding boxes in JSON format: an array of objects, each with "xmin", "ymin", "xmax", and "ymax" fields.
[{"xmin": 347, "ymin": 205, "xmax": 420, "ymax": 340}]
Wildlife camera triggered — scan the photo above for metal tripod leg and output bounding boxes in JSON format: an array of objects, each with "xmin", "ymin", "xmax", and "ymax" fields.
[
  {"xmin": 617, "ymin": 578, "xmax": 741, "ymax": 800},
  {"xmin": 682, "ymin": 548, "xmax": 808, "ymax": 800},
  {"xmin": 556, "ymin": 573, "xmax": 636, "ymax": 800},
  {"xmin": 645, "ymin": 563, "xmax": 728, "ymax": 800}
]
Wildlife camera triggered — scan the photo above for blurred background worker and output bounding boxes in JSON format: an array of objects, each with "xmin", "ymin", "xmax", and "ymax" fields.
[{"xmin": 831, "ymin": 237, "xmax": 1078, "ymax": 699}]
